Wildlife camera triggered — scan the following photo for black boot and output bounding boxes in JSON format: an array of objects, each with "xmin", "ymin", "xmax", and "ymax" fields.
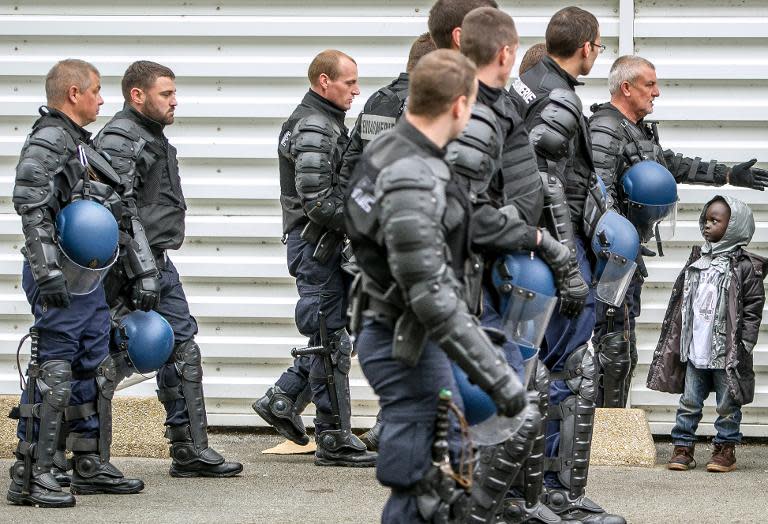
[
  {"xmin": 315, "ymin": 429, "xmax": 377, "ymax": 467},
  {"xmin": 167, "ymin": 425, "xmax": 243, "ymax": 478},
  {"xmin": 252, "ymin": 385, "xmax": 310, "ymax": 446},
  {"xmin": 50, "ymin": 448, "xmax": 72, "ymax": 487},
  {"xmin": 7, "ymin": 460, "xmax": 75, "ymax": 508},
  {"xmin": 70, "ymin": 454, "xmax": 144, "ymax": 495},
  {"xmin": 543, "ymin": 488, "xmax": 626, "ymax": 524},
  {"xmin": 359, "ymin": 411, "xmax": 382, "ymax": 451}
]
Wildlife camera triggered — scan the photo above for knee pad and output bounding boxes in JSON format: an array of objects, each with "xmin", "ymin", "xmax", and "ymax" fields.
[
  {"xmin": 174, "ymin": 339, "xmax": 203, "ymax": 383},
  {"xmin": 38, "ymin": 360, "xmax": 73, "ymax": 410},
  {"xmin": 330, "ymin": 328, "xmax": 352, "ymax": 375}
]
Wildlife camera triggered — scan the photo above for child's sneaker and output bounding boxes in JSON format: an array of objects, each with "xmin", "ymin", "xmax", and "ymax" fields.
[
  {"xmin": 667, "ymin": 445, "xmax": 696, "ymax": 470},
  {"xmin": 706, "ymin": 443, "xmax": 736, "ymax": 472}
]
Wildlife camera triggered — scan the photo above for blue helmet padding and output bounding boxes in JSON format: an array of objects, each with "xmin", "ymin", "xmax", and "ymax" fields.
[
  {"xmin": 56, "ymin": 200, "xmax": 118, "ymax": 268},
  {"xmin": 591, "ymin": 211, "xmax": 640, "ymax": 278},
  {"xmin": 451, "ymin": 362, "xmax": 496, "ymax": 426},
  {"xmin": 622, "ymin": 160, "xmax": 677, "ymax": 206},
  {"xmin": 113, "ymin": 310, "xmax": 175, "ymax": 374}
]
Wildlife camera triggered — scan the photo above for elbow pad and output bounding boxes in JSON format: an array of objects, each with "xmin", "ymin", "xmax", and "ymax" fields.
[{"xmin": 529, "ymin": 89, "xmax": 583, "ymax": 162}]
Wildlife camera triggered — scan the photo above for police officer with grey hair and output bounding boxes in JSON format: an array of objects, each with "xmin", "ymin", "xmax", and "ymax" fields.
[
  {"xmin": 252, "ymin": 49, "xmax": 376, "ymax": 467},
  {"xmin": 589, "ymin": 54, "xmax": 768, "ymax": 409}
]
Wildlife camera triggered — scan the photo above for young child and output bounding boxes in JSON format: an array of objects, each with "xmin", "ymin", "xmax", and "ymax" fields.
[{"xmin": 647, "ymin": 195, "xmax": 766, "ymax": 472}]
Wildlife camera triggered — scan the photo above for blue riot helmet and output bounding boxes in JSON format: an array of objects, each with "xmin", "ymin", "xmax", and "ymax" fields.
[
  {"xmin": 451, "ymin": 362, "xmax": 525, "ymax": 446},
  {"xmin": 492, "ymin": 252, "xmax": 558, "ymax": 350},
  {"xmin": 112, "ymin": 310, "xmax": 174, "ymax": 374},
  {"xmin": 55, "ymin": 199, "xmax": 119, "ymax": 295},
  {"xmin": 622, "ymin": 160, "xmax": 678, "ymax": 243},
  {"xmin": 591, "ymin": 211, "xmax": 640, "ymax": 307}
]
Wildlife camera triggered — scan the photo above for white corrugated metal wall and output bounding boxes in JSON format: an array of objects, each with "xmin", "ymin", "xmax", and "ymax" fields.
[{"xmin": 0, "ymin": 0, "xmax": 765, "ymax": 434}]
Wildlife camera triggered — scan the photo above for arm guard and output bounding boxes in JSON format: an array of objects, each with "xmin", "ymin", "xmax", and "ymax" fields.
[
  {"xmin": 662, "ymin": 150, "xmax": 727, "ymax": 186},
  {"xmin": 338, "ymin": 113, "xmax": 365, "ymax": 195},
  {"xmin": 540, "ymin": 172, "xmax": 578, "ymax": 258},
  {"xmin": 588, "ymin": 113, "xmax": 625, "ymax": 210},
  {"xmin": 445, "ymin": 104, "xmax": 502, "ymax": 201},
  {"xmin": 529, "ymin": 89, "xmax": 583, "ymax": 163},
  {"xmin": 291, "ymin": 114, "xmax": 345, "ymax": 232},
  {"xmin": 12, "ymin": 126, "xmax": 71, "ymax": 284},
  {"xmin": 471, "ymin": 204, "xmax": 539, "ymax": 255},
  {"xmin": 377, "ymin": 156, "xmax": 525, "ymax": 417},
  {"xmin": 123, "ymin": 217, "xmax": 158, "ymax": 280}
]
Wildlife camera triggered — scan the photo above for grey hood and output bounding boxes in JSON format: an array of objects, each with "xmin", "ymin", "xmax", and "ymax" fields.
[{"xmin": 699, "ymin": 195, "xmax": 755, "ymax": 256}]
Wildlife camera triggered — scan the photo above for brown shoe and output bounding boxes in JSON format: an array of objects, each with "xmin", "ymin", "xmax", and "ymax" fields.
[
  {"xmin": 668, "ymin": 445, "xmax": 696, "ymax": 470},
  {"xmin": 707, "ymin": 443, "xmax": 736, "ymax": 472}
]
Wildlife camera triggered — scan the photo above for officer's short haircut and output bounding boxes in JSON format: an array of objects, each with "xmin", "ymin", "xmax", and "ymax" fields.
[
  {"xmin": 45, "ymin": 59, "xmax": 100, "ymax": 107},
  {"xmin": 608, "ymin": 55, "xmax": 656, "ymax": 95},
  {"xmin": 519, "ymin": 43, "xmax": 547, "ymax": 75},
  {"xmin": 308, "ymin": 49, "xmax": 357, "ymax": 86},
  {"xmin": 408, "ymin": 49, "xmax": 476, "ymax": 118},
  {"xmin": 428, "ymin": 0, "xmax": 499, "ymax": 50},
  {"xmin": 406, "ymin": 33, "xmax": 437, "ymax": 73},
  {"xmin": 121, "ymin": 61, "xmax": 176, "ymax": 102},
  {"xmin": 545, "ymin": 6, "xmax": 599, "ymax": 59},
  {"xmin": 460, "ymin": 7, "xmax": 518, "ymax": 67}
]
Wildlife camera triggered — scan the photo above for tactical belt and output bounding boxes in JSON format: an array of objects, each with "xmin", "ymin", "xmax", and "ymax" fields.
[{"xmin": 362, "ymin": 295, "xmax": 401, "ymax": 329}]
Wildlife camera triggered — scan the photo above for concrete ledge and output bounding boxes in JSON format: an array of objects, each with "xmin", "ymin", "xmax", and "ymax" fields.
[
  {"xmin": 590, "ymin": 407, "xmax": 656, "ymax": 467},
  {"xmin": 1, "ymin": 395, "xmax": 169, "ymax": 459}
]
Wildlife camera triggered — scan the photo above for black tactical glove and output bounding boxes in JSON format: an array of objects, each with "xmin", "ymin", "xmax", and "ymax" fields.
[
  {"xmin": 537, "ymin": 229, "xmax": 572, "ymax": 282},
  {"xmin": 559, "ymin": 266, "xmax": 589, "ymax": 318},
  {"xmin": 38, "ymin": 274, "xmax": 70, "ymax": 309},
  {"xmin": 730, "ymin": 159, "xmax": 768, "ymax": 190},
  {"xmin": 489, "ymin": 373, "xmax": 527, "ymax": 418},
  {"xmin": 636, "ymin": 245, "xmax": 656, "ymax": 279},
  {"xmin": 131, "ymin": 274, "xmax": 160, "ymax": 311}
]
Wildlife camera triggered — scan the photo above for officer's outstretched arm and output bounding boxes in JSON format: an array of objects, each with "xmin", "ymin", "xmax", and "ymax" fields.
[
  {"xmin": 377, "ymin": 156, "xmax": 525, "ymax": 418},
  {"xmin": 13, "ymin": 127, "xmax": 70, "ymax": 307},
  {"xmin": 94, "ymin": 126, "xmax": 160, "ymax": 310},
  {"xmin": 589, "ymin": 115, "xmax": 623, "ymax": 210},
  {"xmin": 664, "ymin": 150, "xmax": 768, "ymax": 191},
  {"xmin": 292, "ymin": 114, "xmax": 345, "ymax": 232}
]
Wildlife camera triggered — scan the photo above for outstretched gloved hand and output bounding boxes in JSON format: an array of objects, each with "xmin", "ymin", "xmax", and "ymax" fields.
[{"xmin": 730, "ymin": 159, "xmax": 768, "ymax": 190}]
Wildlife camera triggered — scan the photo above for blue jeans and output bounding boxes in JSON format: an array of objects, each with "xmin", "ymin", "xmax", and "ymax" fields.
[{"xmin": 671, "ymin": 362, "xmax": 743, "ymax": 445}]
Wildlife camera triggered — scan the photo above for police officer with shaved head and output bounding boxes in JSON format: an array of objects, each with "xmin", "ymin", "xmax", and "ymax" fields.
[
  {"xmin": 347, "ymin": 47, "xmax": 527, "ymax": 524},
  {"xmin": 589, "ymin": 55, "xmax": 768, "ymax": 409},
  {"xmin": 252, "ymin": 50, "xmax": 376, "ymax": 467}
]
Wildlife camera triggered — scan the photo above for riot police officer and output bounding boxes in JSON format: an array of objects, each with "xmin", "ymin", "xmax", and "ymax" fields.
[
  {"xmin": 252, "ymin": 50, "xmax": 375, "ymax": 467},
  {"xmin": 511, "ymin": 7, "xmax": 625, "ymax": 523},
  {"xmin": 7, "ymin": 59, "xmax": 144, "ymax": 507},
  {"xmin": 589, "ymin": 54, "xmax": 768, "ymax": 407},
  {"xmin": 94, "ymin": 61, "xmax": 242, "ymax": 478},
  {"xmin": 346, "ymin": 48, "xmax": 527, "ymax": 524}
]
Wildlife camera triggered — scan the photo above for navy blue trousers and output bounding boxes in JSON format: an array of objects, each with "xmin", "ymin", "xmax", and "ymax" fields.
[
  {"xmin": 274, "ymin": 227, "xmax": 348, "ymax": 432},
  {"xmin": 541, "ymin": 236, "xmax": 596, "ymax": 487},
  {"xmin": 153, "ymin": 256, "xmax": 199, "ymax": 427},
  {"xmin": 17, "ymin": 262, "xmax": 110, "ymax": 440},
  {"xmin": 357, "ymin": 319, "xmax": 464, "ymax": 524}
]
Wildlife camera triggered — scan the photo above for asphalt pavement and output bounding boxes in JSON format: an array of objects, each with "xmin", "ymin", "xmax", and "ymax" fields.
[{"xmin": 1, "ymin": 432, "xmax": 766, "ymax": 523}]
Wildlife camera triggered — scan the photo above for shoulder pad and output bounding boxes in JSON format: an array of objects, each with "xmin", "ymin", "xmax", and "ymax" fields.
[
  {"xmin": 376, "ymin": 156, "xmax": 449, "ymax": 195},
  {"xmin": 445, "ymin": 104, "xmax": 501, "ymax": 185},
  {"xmin": 296, "ymin": 113, "xmax": 334, "ymax": 137},
  {"xmin": 548, "ymin": 88, "xmax": 583, "ymax": 118},
  {"xmin": 28, "ymin": 125, "xmax": 73, "ymax": 155},
  {"xmin": 589, "ymin": 111, "xmax": 623, "ymax": 138},
  {"xmin": 100, "ymin": 117, "xmax": 152, "ymax": 143}
]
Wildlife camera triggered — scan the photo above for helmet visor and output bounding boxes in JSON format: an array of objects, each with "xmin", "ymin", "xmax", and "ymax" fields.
[
  {"xmin": 501, "ymin": 285, "xmax": 558, "ymax": 348},
  {"xmin": 596, "ymin": 253, "xmax": 637, "ymax": 307},
  {"xmin": 627, "ymin": 200, "xmax": 678, "ymax": 243},
  {"xmin": 518, "ymin": 344, "xmax": 539, "ymax": 390},
  {"xmin": 60, "ymin": 247, "xmax": 117, "ymax": 295},
  {"xmin": 469, "ymin": 411, "xmax": 526, "ymax": 446}
]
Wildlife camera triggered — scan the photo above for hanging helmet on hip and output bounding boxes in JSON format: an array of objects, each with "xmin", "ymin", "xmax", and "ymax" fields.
[
  {"xmin": 622, "ymin": 160, "xmax": 678, "ymax": 243},
  {"xmin": 112, "ymin": 310, "xmax": 174, "ymax": 374},
  {"xmin": 55, "ymin": 200, "xmax": 119, "ymax": 295},
  {"xmin": 492, "ymin": 252, "xmax": 558, "ymax": 351},
  {"xmin": 591, "ymin": 210, "xmax": 640, "ymax": 307}
]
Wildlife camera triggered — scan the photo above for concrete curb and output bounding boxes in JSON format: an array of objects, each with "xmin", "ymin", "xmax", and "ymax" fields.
[
  {"xmin": 1, "ymin": 395, "xmax": 169, "ymax": 459},
  {"xmin": 590, "ymin": 407, "xmax": 656, "ymax": 467}
]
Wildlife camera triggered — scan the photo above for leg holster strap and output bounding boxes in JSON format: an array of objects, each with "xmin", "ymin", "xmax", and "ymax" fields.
[
  {"xmin": 66, "ymin": 433, "xmax": 99, "ymax": 453},
  {"xmin": 65, "ymin": 402, "xmax": 97, "ymax": 421}
]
